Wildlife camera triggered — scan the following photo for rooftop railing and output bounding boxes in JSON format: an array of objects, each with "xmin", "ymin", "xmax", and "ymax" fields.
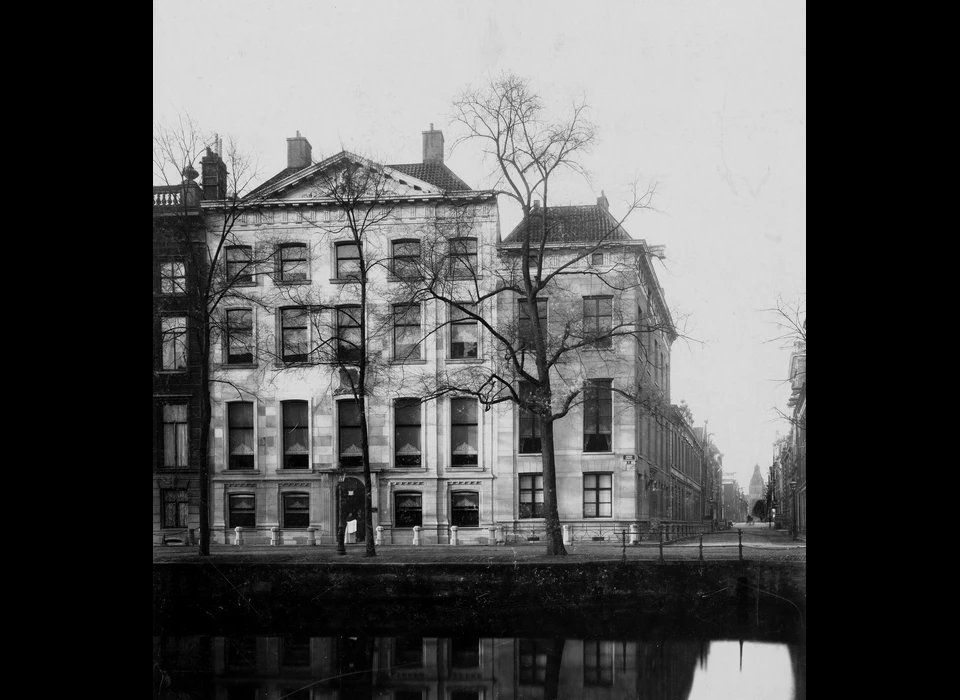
[{"xmin": 153, "ymin": 183, "xmax": 203, "ymax": 211}]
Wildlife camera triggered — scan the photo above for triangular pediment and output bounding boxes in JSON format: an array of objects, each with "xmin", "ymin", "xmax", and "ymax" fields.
[{"xmin": 250, "ymin": 151, "xmax": 444, "ymax": 202}]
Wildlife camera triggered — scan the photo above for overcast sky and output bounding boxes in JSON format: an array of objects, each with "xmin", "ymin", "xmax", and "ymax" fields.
[{"xmin": 154, "ymin": 0, "xmax": 805, "ymax": 489}]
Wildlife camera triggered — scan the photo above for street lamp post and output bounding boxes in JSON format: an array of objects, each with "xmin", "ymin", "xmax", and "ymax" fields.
[{"xmin": 335, "ymin": 468, "xmax": 347, "ymax": 555}]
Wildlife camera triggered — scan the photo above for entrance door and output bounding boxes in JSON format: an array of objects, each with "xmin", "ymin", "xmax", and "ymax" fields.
[{"xmin": 340, "ymin": 477, "xmax": 366, "ymax": 542}]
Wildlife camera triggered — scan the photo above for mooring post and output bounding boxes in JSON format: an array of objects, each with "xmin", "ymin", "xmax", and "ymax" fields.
[
  {"xmin": 450, "ymin": 525, "xmax": 459, "ymax": 546},
  {"xmin": 412, "ymin": 525, "xmax": 421, "ymax": 546},
  {"xmin": 306, "ymin": 526, "xmax": 317, "ymax": 546},
  {"xmin": 629, "ymin": 523, "xmax": 639, "ymax": 545},
  {"xmin": 234, "ymin": 526, "xmax": 243, "ymax": 546},
  {"xmin": 738, "ymin": 529, "xmax": 743, "ymax": 561},
  {"xmin": 375, "ymin": 526, "xmax": 383, "ymax": 546},
  {"xmin": 270, "ymin": 527, "xmax": 279, "ymax": 546}
]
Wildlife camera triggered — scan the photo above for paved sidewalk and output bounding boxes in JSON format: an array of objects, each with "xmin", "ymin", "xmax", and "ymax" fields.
[{"xmin": 153, "ymin": 529, "xmax": 804, "ymax": 565}]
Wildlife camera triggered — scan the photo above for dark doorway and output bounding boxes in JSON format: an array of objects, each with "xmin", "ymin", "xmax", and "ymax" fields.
[{"xmin": 340, "ymin": 477, "xmax": 366, "ymax": 542}]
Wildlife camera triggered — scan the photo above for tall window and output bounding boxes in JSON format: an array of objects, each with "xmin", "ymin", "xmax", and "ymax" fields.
[
  {"xmin": 450, "ymin": 398, "xmax": 478, "ymax": 467},
  {"xmin": 160, "ymin": 260, "xmax": 186, "ymax": 294},
  {"xmin": 283, "ymin": 493, "xmax": 310, "ymax": 528},
  {"xmin": 394, "ymin": 637, "xmax": 423, "ymax": 668},
  {"xmin": 451, "ymin": 491, "xmax": 479, "ymax": 527},
  {"xmin": 281, "ymin": 307, "xmax": 309, "ymax": 363},
  {"xmin": 518, "ymin": 298, "xmax": 547, "ymax": 350},
  {"xmin": 227, "ymin": 402, "xmax": 254, "ymax": 470},
  {"xmin": 394, "ymin": 492, "xmax": 422, "ymax": 528},
  {"xmin": 450, "ymin": 638, "xmax": 480, "ymax": 668},
  {"xmin": 583, "ymin": 640, "xmax": 614, "ymax": 686},
  {"xmin": 519, "ymin": 639, "xmax": 550, "ymax": 685},
  {"xmin": 278, "ymin": 243, "xmax": 308, "ymax": 283},
  {"xmin": 226, "ymin": 246, "xmax": 253, "ymax": 285},
  {"xmin": 337, "ymin": 306, "xmax": 362, "ymax": 363},
  {"xmin": 393, "ymin": 304, "xmax": 421, "ymax": 360},
  {"xmin": 518, "ymin": 382, "xmax": 541, "ymax": 454},
  {"xmin": 392, "ymin": 240, "xmax": 420, "ymax": 279},
  {"xmin": 450, "ymin": 303, "xmax": 478, "ymax": 358},
  {"xmin": 394, "ymin": 399, "xmax": 422, "ymax": 467},
  {"xmin": 519, "ymin": 474, "xmax": 544, "ymax": 519},
  {"xmin": 162, "ymin": 404, "xmax": 188, "ymax": 468},
  {"xmin": 161, "ymin": 316, "xmax": 188, "ymax": 370},
  {"xmin": 449, "ymin": 237, "xmax": 477, "ymax": 277},
  {"xmin": 228, "ymin": 494, "xmax": 256, "ymax": 528},
  {"xmin": 281, "ymin": 636, "xmax": 311, "ymax": 667},
  {"xmin": 161, "ymin": 489, "xmax": 188, "ymax": 528},
  {"xmin": 336, "ymin": 242, "xmax": 361, "ymax": 279},
  {"xmin": 338, "ymin": 400, "xmax": 363, "ymax": 467},
  {"xmin": 584, "ymin": 473, "xmax": 612, "ymax": 517},
  {"xmin": 282, "ymin": 400, "xmax": 309, "ymax": 469},
  {"xmin": 583, "ymin": 380, "xmax": 613, "ymax": 452},
  {"xmin": 583, "ymin": 296, "xmax": 613, "ymax": 348},
  {"xmin": 225, "ymin": 309, "xmax": 253, "ymax": 364}
]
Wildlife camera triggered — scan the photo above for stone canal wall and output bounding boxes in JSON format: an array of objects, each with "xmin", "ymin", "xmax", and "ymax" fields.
[{"xmin": 154, "ymin": 560, "xmax": 805, "ymax": 638}]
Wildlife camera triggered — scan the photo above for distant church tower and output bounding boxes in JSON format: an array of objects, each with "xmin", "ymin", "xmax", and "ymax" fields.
[{"xmin": 748, "ymin": 464, "xmax": 765, "ymax": 515}]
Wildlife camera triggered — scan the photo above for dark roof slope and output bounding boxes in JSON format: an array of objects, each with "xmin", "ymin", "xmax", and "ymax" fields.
[
  {"xmin": 245, "ymin": 166, "xmax": 311, "ymax": 199},
  {"xmin": 387, "ymin": 162, "xmax": 472, "ymax": 191},
  {"xmin": 502, "ymin": 204, "xmax": 634, "ymax": 244}
]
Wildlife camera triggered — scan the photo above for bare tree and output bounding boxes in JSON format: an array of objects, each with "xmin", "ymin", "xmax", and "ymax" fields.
[
  {"xmin": 764, "ymin": 293, "xmax": 806, "ymax": 430},
  {"xmin": 763, "ymin": 294, "xmax": 806, "ymax": 349},
  {"xmin": 153, "ymin": 112, "xmax": 269, "ymax": 555},
  {"xmin": 399, "ymin": 74, "xmax": 673, "ymax": 555}
]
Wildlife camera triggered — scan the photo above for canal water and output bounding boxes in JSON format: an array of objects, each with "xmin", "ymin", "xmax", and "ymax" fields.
[{"xmin": 153, "ymin": 615, "xmax": 805, "ymax": 699}]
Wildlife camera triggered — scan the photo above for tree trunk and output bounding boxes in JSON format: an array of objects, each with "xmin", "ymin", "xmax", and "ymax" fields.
[
  {"xmin": 197, "ymin": 325, "xmax": 212, "ymax": 556},
  {"xmin": 543, "ymin": 637, "xmax": 566, "ymax": 700},
  {"xmin": 359, "ymin": 394, "xmax": 376, "ymax": 557},
  {"xmin": 540, "ymin": 417, "xmax": 567, "ymax": 555}
]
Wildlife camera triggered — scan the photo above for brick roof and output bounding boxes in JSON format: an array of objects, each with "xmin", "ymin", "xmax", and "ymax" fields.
[
  {"xmin": 387, "ymin": 162, "xmax": 472, "ymax": 191},
  {"xmin": 501, "ymin": 204, "xmax": 634, "ymax": 244}
]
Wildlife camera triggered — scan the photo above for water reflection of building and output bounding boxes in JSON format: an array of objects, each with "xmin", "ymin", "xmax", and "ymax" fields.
[{"xmin": 153, "ymin": 635, "xmax": 715, "ymax": 700}]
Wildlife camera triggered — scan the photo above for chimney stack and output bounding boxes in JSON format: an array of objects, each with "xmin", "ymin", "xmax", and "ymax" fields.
[
  {"xmin": 597, "ymin": 190, "xmax": 609, "ymax": 211},
  {"xmin": 201, "ymin": 146, "xmax": 227, "ymax": 200},
  {"xmin": 287, "ymin": 131, "xmax": 312, "ymax": 169},
  {"xmin": 422, "ymin": 123, "xmax": 444, "ymax": 164}
]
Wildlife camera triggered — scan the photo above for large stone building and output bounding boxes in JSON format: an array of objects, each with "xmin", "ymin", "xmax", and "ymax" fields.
[{"xmin": 153, "ymin": 126, "xmax": 714, "ymax": 546}]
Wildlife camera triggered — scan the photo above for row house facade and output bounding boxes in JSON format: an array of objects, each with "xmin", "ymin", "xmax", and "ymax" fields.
[
  {"xmin": 205, "ymin": 128, "xmax": 502, "ymax": 545},
  {"xmin": 153, "ymin": 127, "xmax": 714, "ymax": 546},
  {"xmin": 152, "ymin": 148, "xmax": 229, "ymax": 544}
]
